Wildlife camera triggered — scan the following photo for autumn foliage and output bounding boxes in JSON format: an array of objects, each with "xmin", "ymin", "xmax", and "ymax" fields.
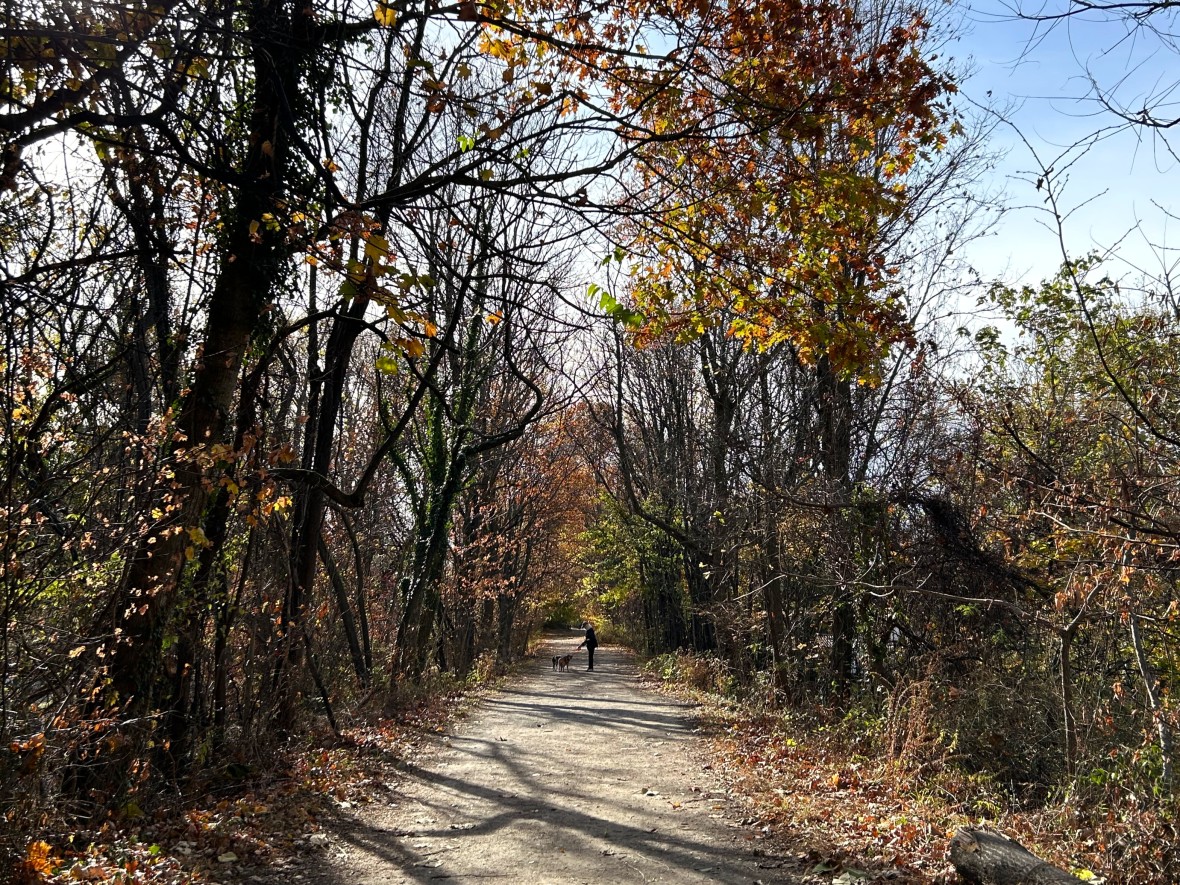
[
  {"xmin": 620, "ymin": 0, "xmax": 956, "ymax": 371},
  {"xmin": 6, "ymin": 0, "xmax": 1178, "ymax": 881}
]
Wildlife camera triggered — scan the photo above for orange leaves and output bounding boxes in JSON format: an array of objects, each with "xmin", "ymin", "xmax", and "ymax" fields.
[
  {"xmin": 614, "ymin": 0, "xmax": 955, "ymax": 374},
  {"xmin": 15, "ymin": 841, "xmax": 55, "ymax": 884},
  {"xmin": 9, "ymin": 732, "xmax": 45, "ymax": 774}
]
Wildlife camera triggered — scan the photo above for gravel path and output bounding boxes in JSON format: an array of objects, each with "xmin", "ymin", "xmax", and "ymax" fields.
[{"xmin": 313, "ymin": 636, "xmax": 797, "ymax": 884}]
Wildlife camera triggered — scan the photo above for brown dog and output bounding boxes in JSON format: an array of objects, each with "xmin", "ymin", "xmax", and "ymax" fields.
[{"xmin": 556, "ymin": 653, "xmax": 573, "ymax": 672}]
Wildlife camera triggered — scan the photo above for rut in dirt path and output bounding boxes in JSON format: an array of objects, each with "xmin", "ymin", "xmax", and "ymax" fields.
[{"xmin": 317, "ymin": 636, "xmax": 799, "ymax": 884}]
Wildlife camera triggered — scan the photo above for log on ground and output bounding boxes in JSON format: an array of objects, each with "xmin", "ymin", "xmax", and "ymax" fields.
[{"xmin": 948, "ymin": 827, "xmax": 1084, "ymax": 884}]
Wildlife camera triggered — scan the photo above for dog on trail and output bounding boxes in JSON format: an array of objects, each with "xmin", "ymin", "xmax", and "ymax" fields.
[{"xmin": 555, "ymin": 653, "xmax": 574, "ymax": 672}]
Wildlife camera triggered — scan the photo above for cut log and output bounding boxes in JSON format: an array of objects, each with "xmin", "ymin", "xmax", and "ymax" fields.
[{"xmin": 948, "ymin": 828, "xmax": 1085, "ymax": 884}]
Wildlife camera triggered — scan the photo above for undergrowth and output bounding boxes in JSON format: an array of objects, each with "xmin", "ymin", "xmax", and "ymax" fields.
[
  {"xmin": 644, "ymin": 650, "xmax": 1171, "ymax": 884},
  {"xmin": 4, "ymin": 659, "xmax": 519, "ymax": 885}
]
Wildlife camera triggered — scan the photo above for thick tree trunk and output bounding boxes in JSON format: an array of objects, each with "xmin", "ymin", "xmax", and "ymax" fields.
[
  {"xmin": 948, "ymin": 828, "xmax": 1083, "ymax": 884},
  {"xmin": 496, "ymin": 592, "xmax": 517, "ymax": 663},
  {"xmin": 641, "ymin": 532, "xmax": 688, "ymax": 654},
  {"xmin": 392, "ymin": 479, "xmax": 457, "ymax": 682},
  {"xmin": 67, "ymin": 0, "xmax": 306, "ymax": 807},
  {"xmin": 683, "ymin": 554, "xmax": 717, "ymax": 651}
]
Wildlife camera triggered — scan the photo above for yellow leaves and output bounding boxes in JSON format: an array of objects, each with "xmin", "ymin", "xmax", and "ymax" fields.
[
  {"xmin": 373, "ymin": 1, "xmax": 398, "ymax": 27},
  {"xmin": 185, "ymin": 56, "xmax": 209, "ymax": 78},
  {"xmin": 269, "ymin": 443, "xmax": 298, "ymax": 465},
  {"xmin": 363, "ymin": 233, "xmax": 393, "ymax": 264},
  {"xmin": 481, "ymin": 35, "xmax": 515, "ymax": 61},
  {"xmin": 486, "ymin": 310, "xmax": 503, "ymax": 325},
  {"xmin": 345, "ymin": 258, "xmax": 367, "ymax": 284}
]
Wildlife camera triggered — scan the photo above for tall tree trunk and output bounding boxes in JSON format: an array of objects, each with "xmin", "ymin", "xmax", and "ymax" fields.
[
  {"xmin": 274, "ymin": 300, "xmax": 371, "ymax": 730},
  {"xmin": 70, "ymin": 0, "xmax": 308, "ymax": 804},
  {"xmin": 1129, "ymin": 611, "xmax": 1173, "ymax": 785},
  {"xmin": 1060, "ymin": 628, "xmax": 1077, "ymax": 778},
  {"xmin": 760, "ymin": 527, "xmax": 789, "ymax": 698},
  {"xmin": 683, "ymin": 553, "xmax": 718, "ymax": 652},
  {"xmin": 319, "ymin": 535, "xmax": 370, "ymax": 687},
  {"xmin": 496, "ymin": 591, "xmax": 517, "ymax": 663},
  {"xmin": 816, "ymin": 352, "xmax": 855, "ymax": 694}
]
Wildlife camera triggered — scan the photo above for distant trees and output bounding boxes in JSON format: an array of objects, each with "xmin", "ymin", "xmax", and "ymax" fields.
[{"xmin": 585, "ymin": 0, "xmax": 985, "ymax": 691}]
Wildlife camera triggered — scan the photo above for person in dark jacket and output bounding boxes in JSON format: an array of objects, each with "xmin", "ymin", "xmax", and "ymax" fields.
[{"xmin": 577, "ymin": 623, "xmax": 598, "ymax": 670}]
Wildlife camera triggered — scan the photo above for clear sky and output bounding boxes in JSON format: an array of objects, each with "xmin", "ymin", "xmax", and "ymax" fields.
[{"xmin": 949, "ymin": 1, "xmax": 1180, "ymax": 289}]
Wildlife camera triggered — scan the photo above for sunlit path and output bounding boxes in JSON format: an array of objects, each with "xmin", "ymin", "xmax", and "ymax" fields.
[{"xmin": 313, "ymin": 638, "xmax": 793, "ymax": 884}]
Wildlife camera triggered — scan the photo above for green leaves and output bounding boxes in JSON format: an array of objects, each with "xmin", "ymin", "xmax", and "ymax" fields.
[{"xmin": 589, "ymin": 283, "xmax": 643, "ymax": 329}]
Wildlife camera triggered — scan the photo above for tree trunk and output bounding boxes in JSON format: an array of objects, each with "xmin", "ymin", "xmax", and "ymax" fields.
[
  {"xmin": 274, "ymin": 299, "xmax": 371, "ymax": 730},
  {"xmin": 948, "ymin": 828, "xmax": 1083, "ymax": 884},
  {"xmin": 641, "ymin": 532, "xmax": 688, "ymax": 654},
  {"xmin": 496, "ymin": 592, "xmax": 517, "ymax": 663},
  {"xmin": 1130, "ymin": 610, "xmax": 1173, "ymax": 784},
  {"xmin": 66, "ymin": 0, "xmax": 308, "ymax": 807},
  {"xmin": 815, "ymin": 352, "xmax": 855, "ymax": 696},
  {"xmin": 1060, "ymin": 628, "xmax": 1077, "ymax": 777},
  {"xmin": 683, "ymin": 553, "xmax": 717, "ymax": 651},
  {"xmin": 319, "ymin": 535, "xmax": 370, "ymax": 686}
]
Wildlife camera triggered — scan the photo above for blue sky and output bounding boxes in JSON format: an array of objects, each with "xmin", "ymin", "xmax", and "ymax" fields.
[{"xmin": 949, "ymin": 1, "xmax": 1180, "ymax": 288}]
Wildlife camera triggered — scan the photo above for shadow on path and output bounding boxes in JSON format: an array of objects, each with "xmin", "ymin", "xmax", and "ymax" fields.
[{"xmin": 285, "ymin": 639, "xmax": 801, "ymax": 884}]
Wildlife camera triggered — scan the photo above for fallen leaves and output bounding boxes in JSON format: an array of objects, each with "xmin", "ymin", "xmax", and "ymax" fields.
[{"xmin": 14, "ymin": 686, "xmax": 481, "ymax": 885}]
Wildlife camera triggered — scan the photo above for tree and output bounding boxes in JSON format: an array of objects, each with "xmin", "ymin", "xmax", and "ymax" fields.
[
  {"xmin": 963, "ymin": 258, "xmax": 1180, "ymax": 784},
  {"xmin": 618, "ymin": 0, "xmax": 958, "ymax": 369}
]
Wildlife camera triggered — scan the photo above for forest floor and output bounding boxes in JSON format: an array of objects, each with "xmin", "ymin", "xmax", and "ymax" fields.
[{"xmin": 29, "ymin": 636, "xmax": 1110, "ymax": 885}]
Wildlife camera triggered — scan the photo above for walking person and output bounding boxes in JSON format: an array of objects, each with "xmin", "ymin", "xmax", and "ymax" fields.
[{"xmin": 577, "ymin": 623, "xmax": 598, "ymax": 671}]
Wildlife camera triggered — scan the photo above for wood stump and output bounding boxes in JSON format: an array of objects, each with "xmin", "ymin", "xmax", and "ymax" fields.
[{"xmin": 948, "ymin": 828, "xmax": 1084, "ymax": 884}]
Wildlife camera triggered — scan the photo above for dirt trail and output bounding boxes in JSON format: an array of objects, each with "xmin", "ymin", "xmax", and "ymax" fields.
[{"xmin": 313, "ymin": 636, "xmax": 798, "ymax": 884}]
